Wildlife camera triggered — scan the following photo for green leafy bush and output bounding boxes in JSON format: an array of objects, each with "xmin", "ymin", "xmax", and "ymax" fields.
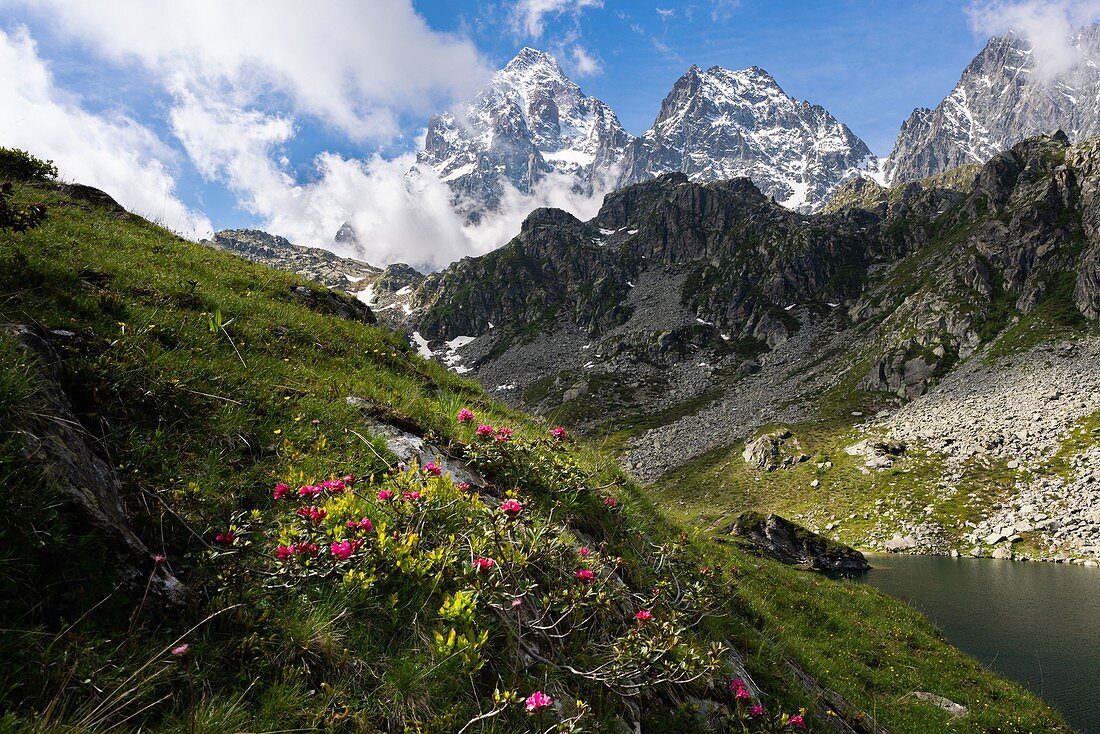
[
  {"xmin": 0, "ymin": 147, "xmax": 58, "ymax": 182},
  {"xmin": 0, "ymin": 183, "xmax": 47, "ymax": 233}
]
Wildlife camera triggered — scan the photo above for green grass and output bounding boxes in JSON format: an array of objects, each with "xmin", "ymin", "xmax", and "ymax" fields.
[{"xmin": 0, "ymin": 180, "xmax": 1076, "ymax": 733}]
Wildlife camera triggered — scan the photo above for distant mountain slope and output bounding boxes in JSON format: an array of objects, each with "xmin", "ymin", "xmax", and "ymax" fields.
[
  {"xmin": 884, "ymin": 25, "xmax": 1100, "ymax": 184},
  {"xmin": 618, "ymin": 65, "xmax": 880, "ymax": 212}
]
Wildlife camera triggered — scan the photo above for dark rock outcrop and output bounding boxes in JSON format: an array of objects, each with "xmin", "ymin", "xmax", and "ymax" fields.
[
  {"xmin": 4, "ymin": 324, "xmax": 186, "ymax": 606},
  {"xmin": 727, "ymin": 512, "xmax": 870, "ymax": 572}
]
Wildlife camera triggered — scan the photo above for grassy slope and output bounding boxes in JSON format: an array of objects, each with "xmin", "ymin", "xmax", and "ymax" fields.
[{"xmin": 0, "ymin": 181, "xmax": 1072, "ymax": 733}]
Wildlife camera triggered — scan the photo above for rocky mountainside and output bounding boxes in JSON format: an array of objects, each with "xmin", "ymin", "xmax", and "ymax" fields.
[
  {"xmin": 402, "ymin": 132, "xmax": 1100, "ymax": 562},
  {"xmin": 414, "ymin": 47, "xmax": 631, "ymax": 218},
  {"xmin": 884, "ymin": 25, "xmax": 1100, "ymax": 184},
  {"xmin": 203, "ymin": 228, "xmax": 380, "ymax": 291},
  {"xmin": 417, "ymin": 48, "xmax": 878, "ymax": 218},
  {"xmin": 618, "ymin": 65, "xmax": 879, "ymax": 211}
]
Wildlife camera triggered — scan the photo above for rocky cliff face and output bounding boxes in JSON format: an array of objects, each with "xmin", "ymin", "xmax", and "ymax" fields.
[
  {"xmin": 884, "ymin": 26, "xmax": 1100, "ymax": 184},
  {"xmin": 203, "ymin": 229, "xmax": 380, "ymax": 292},
  {"xmin": 415, "ymin": 47, "xmax": 631, "ymax": 219},
  {"xmin": 618, "ymin": 65, "xmax": 879, "ymax": 212}
]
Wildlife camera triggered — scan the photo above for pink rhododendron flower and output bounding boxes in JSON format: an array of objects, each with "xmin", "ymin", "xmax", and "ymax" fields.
[
  {"xmin": 403, "ymin": 490, "xmax": 420, "ymax": 502},
  {"xmin": 512, "ymin": 598, "xmax": 523, "ymax": 608},
  {"xmin": 422, "ymin": 462, "xmax": 442, "ymax": 477},
  {"xmin": 472, "ymin": 557, "xmax": 496, "ymax": 571},
  {"xmin": 603, "ymin": 497, "xmax": 618, "ymax": 508},
  {"xmin": 343, "ymin": 474, "xmax": 357, "ymax": 485},
  {"xmin": 525, "ymin": 691, "xmax": 553, "ymax": 712},
  {"xmin": 500, "ymin": 499, "xmax": 522, "ymax": 515},
  {"xmin": 298, "ymin": 484, "xmax": 321, "ymax": 498},
  {"xmin": 457, "ymin": 408, "xmax": 475, "ymax": 423},
  {"xmin": 634, "ymin": 609, "xmax": 652, "ymax": 621},
  {"xmin": 574, "ymin": 569, "xmax": 595, "ymax": 581},
  {"xmin": 750, "ymin": 703, "xmax": 764, "ymax": 717},
  {"xmin": 788, "ymin": 714, "xmax": 805, "ymax": 729},
  {"xmin": 730, "ymin": 679, "xmax": 747, "ymax": 693},
  {"xmin": 171, "ymin": 643, "xmax": 189, "ymax": 657},
  {"xmin": 273, "ymin": 483, "xmax": 292, "ymax": 500},
  {"xmin": 153, "ymin": 554, "xmax": 167, "ymax": 565},
  {"xmin": 550, "ymin": 426, "xmax": 568, "ymax": 440},
  {"xmin": 322, "ymin": 479, "xmax": 346, "ymax": 493},
  {"xmin": 456, "ymin": 482, "xmax": 472, "ymax": 492},
  {"xmin": 346, "ymin": 517, "xmax": 373, "ymax": 532},
  {"xmin": 276, "ymin": 545, "xmax": 293, "ymax": 560},
  {"xmin": 214, "ymin": 531, "xmax": 236, "ymax": 545},
  {"xmin": 330, "ymin": 540, "xmax": 353, "ymax": 561},
  {"xmin": 735, "ymin": 687, "xmax": 751, "ymax": 700},
  {"xmin": 475, "ymin": 423, "xmax": 494, "ymax": 437},
  {"xmin": 578, "ymin": 547, "xmax": 591, "ymax": 557},
  {"xmin": 294, "ymin": 542, "xmax": 319, "ymax": 557},
  {"xmin": 495, "ymin": 426, "xmax": 513, "ymax": 442},
  {"xmin": 377, "ymin": 489, "xmax": 395, "ymax": 501},
  {"xmin": 296, "ymin": 506, "xmax": 327, "ymax": 524}
]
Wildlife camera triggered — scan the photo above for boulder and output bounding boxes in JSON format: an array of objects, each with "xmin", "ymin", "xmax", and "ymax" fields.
[
  {"xmin": 742, "ymin": 429, "xmax": 805, "ymax": 471},
  {"xmin": 726, "ymin": 512, "xmax": 870, "ymax": 572}
]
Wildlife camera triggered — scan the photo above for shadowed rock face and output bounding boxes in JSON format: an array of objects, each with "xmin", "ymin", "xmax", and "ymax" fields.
[
  {"xmin": 885, "ymin": 26, "xmax": 1100, "ymax": 185},
  {"xmin": 726, "ymin": 512, "xmax": 870, "ymax": 572}
]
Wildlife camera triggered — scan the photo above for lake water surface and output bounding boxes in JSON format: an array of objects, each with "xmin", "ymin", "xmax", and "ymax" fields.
[{"xmin": 858, "ymin": 553, "xmax": 1100, "ymax": 733}]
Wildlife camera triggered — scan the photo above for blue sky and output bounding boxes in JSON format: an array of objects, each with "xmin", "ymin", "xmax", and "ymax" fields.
[{"xmin": 0, "ymin": 0, "xmax": 1087, "ymax": 269}]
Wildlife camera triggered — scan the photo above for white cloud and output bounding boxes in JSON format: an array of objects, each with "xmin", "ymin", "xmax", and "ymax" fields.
[
  {"xmin": 656, "ymin": 7, "xmax": 676, "ymax": 19},
  {"xmin": 710, "ymin": 0, "xmax": 741, "ymax": 22},
  {"xmin": 0, "ymin": 25, "xmax": 210, "ymax": 237},
  {"xmin": 569, "ymin": 45, "xmax": 603, "ymax": 77},
  {"xmin": 4, "ymin": 0, "xmax": 492, "ymax": 144},
  {"xmin": 967, "ymin": 0, "xmax": 1100, "ymax": 80},
  {"xmin": 511, "ymin": 0, "xmax": 604, "ymax": 38},
  {"xmin": 169, "ymin": 92, "xmax": 608, "ymax": 271}
]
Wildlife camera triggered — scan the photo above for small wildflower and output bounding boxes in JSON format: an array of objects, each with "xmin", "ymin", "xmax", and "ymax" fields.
[
  {"xmin": 294, "ymin": 542, "xmax": 319, "ymax": 557},
  {"xmin": 403, "ymin": 490, "xmax": 421, "ymax": 502},
  {"xmin": 550, "ymin": 426, "xmax": 568, "ymax": 440},
  {"xmin": 634, "ymin": 609, "xmax": 652, "ymax": 621},
  {"xmin": 578, "ymin": 546, "xmax": 591, "ymax": 557},
  {"xmin": 456, "ymin": 481, "xmax": 472, "ymax": 492},
  {"xmin": 735, "ymin": 687, "xmax": 751, "ymax": 700},
  {"xmin": 342, "ymin": 474, "xmax": 357, "ymax": 485},
  {"xmin": 214, "ymin": 531, "xmax": 236, "ymax": 545},
  {"xmin": 153, "ymin": 554, "xmax": 167, "ymax": 565},
  {"xmin": 346, "ymin": 517, "xmax": 373, "ymax": 532},
  {"xmin": 475, "ymin": 423, "xmax": 494, "ymax": 437},
  {"xmin": 296, "ymin": 506, "xmax": 327, "ymax": 524},
  {"xmin": 750, "ymin": 703, "xmax": 764, "ymax": 717},
  {"xmin": 422, "ymin": 462, "xmax": 442, "ymax": 477},
  {"xmin": 322, "ymin": 478, "xmax": 346, "ymax": 493},
  {"xmin": 273, "ymin": 482, "xmax": 292, "ymax": 500},
  {"xmin": 500, "ymin": 499, "xmax": 522, "ymax": 516},
  {"xmin": 495, "ymin": 426, "xmax": 513, "ymax": 442},
  {"xmin": 574, "ymin": 568, "xmax": 595, "ymax": 582},
  {"xmin": 330, "ymin": 540, "xmax": 353, "ymax": 561},
  {"xmin": 298, "ymin": 484, "xmax": 322, "ymax": 498},
  {"xmin": 603, "ymin": 497, "xmax": 618, "ymax": 508},
  {"xmin": 730, "ymin": 679, "xmax": 747, "ymax": 693},
  {"xmin": 377, "ymin": 489, "xmax": 395, "ymax": 501},
  {"xmin": 171, "ymin": 643, "xmax": 190, "ymax": 658},
  {"xmin": 788, "ymin": 714, "xmax": 805, "ymax": 729},
  {"xmin": 457, "ymin": 408, "xmax": 475, "ymax": 423},
  {"xmin": 511, "ymin": 598, "xmax": 523, "ymax": 608},
  {"xmin": 472, "ymin": 557, "xmax": 496, "ymax": 571},
  {"xmin": 525, "ymin": 691, "xmax": 553, "ymax": 712},
  {"xmin": 276, "ymin": 545, "xmax": 293, "ymax": 560}
]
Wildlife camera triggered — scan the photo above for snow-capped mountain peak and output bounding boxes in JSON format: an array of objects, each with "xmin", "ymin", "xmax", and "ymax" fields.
[{"xmin": 618, "ymin": 64, "xmax": 879, "ymax": 212}]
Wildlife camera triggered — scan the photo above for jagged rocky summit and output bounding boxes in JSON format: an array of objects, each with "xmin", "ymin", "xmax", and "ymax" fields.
[
  {"xmin": 416, "ymin": 48, "xmax": 879, "ymax": 218},
  {"xmin": 414, "ymin": 47, "xmax": 630, "ymax": 219},
  {"xmin": 618, "ymin": 64, "xmax": 879, "ymax": 211},
  {"xmin": 884, "ymin": 25, "xmax": 1100, "ymax": 184}
]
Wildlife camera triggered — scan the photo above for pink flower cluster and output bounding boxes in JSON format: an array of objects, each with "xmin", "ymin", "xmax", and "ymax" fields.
[
  {"xmin": 456, "ymin": 482, "xmax": 472, "ymax": 492},
  {"xmin": 214, "ymin": 531, "xmax": 236, "ymax": 545},
  {"xmin": 730, "ymin": 678, "xmax": 751, "ymax": 701},
  {"xmin": 457, "ymin": 408, "xmax": 475, "ymax": 423},
  {"xmin": 788, "ymin": 714, "xmax": 805, "ymax": 728},
  {"xmin": 578, "ymin": 546, "xmax": 591, "ymax": 557},
  {"xmin": 603, "ymin": 497, "xmax": 618, "ymax": 508},
  {"xmin": 346, "ymin": 517, "xmax": 373, "ymax": 532},
  {"xmin": 495, "ymin": 426, "xmax": 514, "ymax": 442},
  {"xmin": 634, "ymin": 609, "xmax": 652, "ymax": 621},
  {"xmin": 422, "ymin": 462, "xmax": 442, "ymax": 477},
  {"xmin": 330, "ymin": 539, "xmax": 363, "ymax": 561},
  {"xmin": 525, "ymin": 691, "xmax": 552, "ymax": 712},
  {"xmin": 475, "ymin": 423, "xmax": 494, "ymax": 437},
  {"xmin": 276, "ymin": 541, "xmax": 319, "ymax": 559},
  {"xmin": 377, "ymin": 489, "xmax": 395, "ymax": 501},
  {"xmin": 471, "ymin": 557, "xmax": 496, "ymax": 572},
  {"xmin": 500, "ymin": 499, "xmax": 523, "ymax": 516},
  {"xmin": 273, "ymin": 483, "xmax": 293, "ymax": 500},
  {"xmin": 550, "ymin": 426, "xmax": 568, "ymax": 440},
  {"xmin": 574, "ymin": 568, "xmax": 595, "ymax": 582},
  {"xmin": 296, "ymin": 506, "xmax": 327, "ymax": 524},
  {"xmin": 403, "ymin": 490, "xmax": 421, "ymax": 502}
]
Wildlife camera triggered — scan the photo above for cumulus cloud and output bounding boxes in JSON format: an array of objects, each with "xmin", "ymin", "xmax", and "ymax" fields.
[
  {"xmin": 510, "ymin": 0, "xmax": 604, "ymax": 38},
  {"xmin": 4, "ymin": 0, "xmax": 491, "ymax": 144},
  {"xmin": 967, "ymin": 0, "xmax": 1100, "ymax": 80},
  {"xmin": 568, "ymin": 45, "xmax": 603, "ymax": 77},
  {"xmin": 169, "ymin": 91, "xmax": 607, "ymax": 271},
  {"xmin": 0, "ymin": 25, "xmax": 210, "ymax": 237}
]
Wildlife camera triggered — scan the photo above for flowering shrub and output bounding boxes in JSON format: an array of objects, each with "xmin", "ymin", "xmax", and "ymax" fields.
[{"xmin": 229, "ymin": 418, "xmax": 808, "ymax": 732}]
